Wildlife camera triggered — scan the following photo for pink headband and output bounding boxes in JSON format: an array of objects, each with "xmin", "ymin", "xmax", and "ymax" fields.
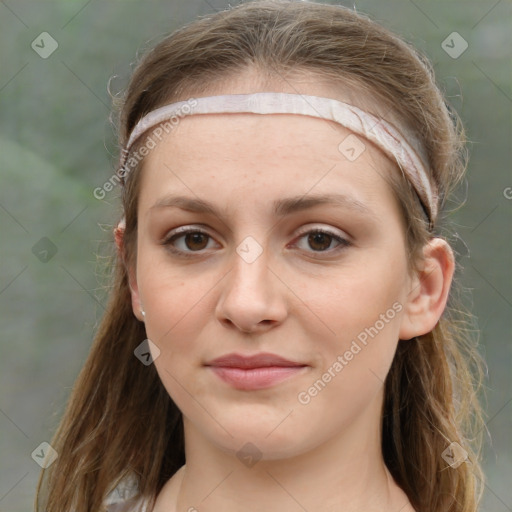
[{"xmin": 120, "ymin": 92, "xmax": 437, "ymax": 224}]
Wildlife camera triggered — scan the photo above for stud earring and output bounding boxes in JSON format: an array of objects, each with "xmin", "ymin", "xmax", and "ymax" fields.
[{"xmin": 141, "ymin": 308, "xmax": 146, "ymax": 320}]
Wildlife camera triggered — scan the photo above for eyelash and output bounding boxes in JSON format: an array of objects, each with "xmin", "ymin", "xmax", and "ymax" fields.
[{"xmin": 161, "ymin": 225, "xmax": 351, "ymax": 259}]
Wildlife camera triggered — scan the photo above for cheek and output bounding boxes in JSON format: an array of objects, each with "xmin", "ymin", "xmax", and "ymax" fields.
[
  {"xmin": 135, "ymin": 251, "xmax": 222, "ymax": 397},
  {"xmin": 298, "ymin": 257, "xmax": 407, "ymax": 340},
  {"xmin": 293, "ymin": 302, "xmax": 404, "ymax": 443},
  {"xmin": 136, "ymin": 253, "xmax": 199, "ymax": 351},
  {"xmin": 296, "ymin": 254, "xmax": 407, "ymax": 391},
  {"xmin": 140, "ymin": 270, "xmax": 209, "ymax": 408},
  {"xmin": 142, "ymin": 274, "xmax": 206, "ymax": 352},
  {"xmin": 310, "ymin": 294, "xmax": 403, "ymax": 393}
]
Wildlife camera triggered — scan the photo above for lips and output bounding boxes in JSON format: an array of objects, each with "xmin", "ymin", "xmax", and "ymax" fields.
[
  {"xmin": 205, "ymin": 352, "xmax": 306, "ymax": 369},
  {"xmin": 204, "ymin": 352, "xmax": 308, "ymax": 390}
]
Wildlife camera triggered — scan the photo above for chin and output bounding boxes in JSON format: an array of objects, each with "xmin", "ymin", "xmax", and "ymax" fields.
[{"xmin": 198, "ymin": 413, "xmax": 319, "ymax": 462}]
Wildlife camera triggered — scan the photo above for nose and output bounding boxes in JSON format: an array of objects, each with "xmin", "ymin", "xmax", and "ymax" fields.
[{"xmin": 215, "ymin": 243, "xmax": 288, "ymax": 334}]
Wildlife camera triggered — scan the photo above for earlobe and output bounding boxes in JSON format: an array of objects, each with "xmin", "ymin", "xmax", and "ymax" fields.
[
  {"xmin": 127, "ymin": 266, "xmax": 145, "ymax": 323},
  {"xmin": 399, "ymin": 238, "xmax": 455, "ymax": 340},
  {"xmin": 114, "ymin": 219, "xmax": 144, "ymax": 322}
]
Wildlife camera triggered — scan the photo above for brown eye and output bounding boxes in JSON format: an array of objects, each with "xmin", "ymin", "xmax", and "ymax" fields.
[
  {"xmin": 307, "ymin": 231, "xmax": 334, "ymax": 251},
  {"xmin": 162, "ymin": 227, "xmax": 217, "ymax": 257},
  {"xmin": 294, "ymin": 229, "xmax": 350, "ymax": 254},
  {"xmin": 182, "ymin": 232, "xmax": 209, "ymax": 251}
]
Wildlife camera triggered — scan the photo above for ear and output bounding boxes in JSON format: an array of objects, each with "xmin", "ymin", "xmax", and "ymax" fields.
[
  {"xmin": 399, "ymin": 237, "xmax": 455, "ymax": 340},
  {"xmin": 114, "ymin": 219, "xmax": 144, "ymax": 322}
]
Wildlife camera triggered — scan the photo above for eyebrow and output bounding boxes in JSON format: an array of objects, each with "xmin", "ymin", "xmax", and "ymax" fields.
[{"xmin": 149, "ymin": 193, "xmax": 376, "ymax": 219}]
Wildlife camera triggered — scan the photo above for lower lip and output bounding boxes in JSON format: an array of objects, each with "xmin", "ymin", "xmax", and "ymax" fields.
[{"xmin": 208, "ymin": 366, "xmax": 307, "ymax": 390}]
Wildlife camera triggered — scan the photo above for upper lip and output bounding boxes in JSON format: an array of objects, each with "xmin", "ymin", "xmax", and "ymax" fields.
[{"xmin": 205, "ymin": 352, "xmax": 307, "ymax": 369}]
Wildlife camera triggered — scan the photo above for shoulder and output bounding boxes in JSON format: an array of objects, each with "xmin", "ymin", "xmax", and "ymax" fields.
[
  {"xmin": 103, "ymin": 466, "xmax": 185, "ymax": 512},
  {"xmin": 104, "ymin": 474, "xmax": 151, "ymax": 512}
]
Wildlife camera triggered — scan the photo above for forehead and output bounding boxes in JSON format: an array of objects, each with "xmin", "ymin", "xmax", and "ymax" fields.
[
  {"xmin": 137, "ymin": 112, "xmax": 400, "ymax": 222},
  {"xmin": 144, "ymin": 112, "xmax": 395, "ymax": 179},
  {"xmin": 153, "ymin": 111, "xmax": 358, "ymax": 162}
]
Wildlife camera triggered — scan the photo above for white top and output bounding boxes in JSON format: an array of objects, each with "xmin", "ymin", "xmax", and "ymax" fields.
[{"xmin": 103, "ymin": 475, "xmax": 150, "ymax": 512}]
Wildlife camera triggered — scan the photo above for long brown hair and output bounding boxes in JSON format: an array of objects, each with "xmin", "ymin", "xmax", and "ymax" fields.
[{"xmin": 36, "ymin": 1, "xmax": 486, "ymax": 511}]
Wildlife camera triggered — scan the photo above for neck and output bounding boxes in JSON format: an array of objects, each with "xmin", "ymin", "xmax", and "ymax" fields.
[{"xmin": 166, "ymin": 389, "xmax": 413, "ymax": 512}]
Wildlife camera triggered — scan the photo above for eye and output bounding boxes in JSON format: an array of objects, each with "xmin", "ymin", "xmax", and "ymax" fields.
[
  {"xmin": 162, "ymin": 226, "xmax": 218, "ymax": 257},
  {"xmin": 161, "ymin": 225, "xmax": 351, "ymax": 258},
  {"xmin": 292, "ymin": 227, "xmax": 351, "ymax": 254}
]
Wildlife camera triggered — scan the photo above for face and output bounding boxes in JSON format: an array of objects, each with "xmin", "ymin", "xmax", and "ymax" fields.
[{"xmin": 129, "ymin": 81, "xmax": 416, "ymax": 461}]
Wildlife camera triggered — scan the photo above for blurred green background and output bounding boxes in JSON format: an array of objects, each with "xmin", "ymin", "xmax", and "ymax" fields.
[{"xmin": 0, "ymin": 1, "xmax": 510, "ymax": 511}]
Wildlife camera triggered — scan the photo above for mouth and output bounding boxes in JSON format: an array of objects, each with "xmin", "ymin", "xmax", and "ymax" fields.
[{"xmin": 204, "ymin": 352, "xmax": 309, "ymax": 390}]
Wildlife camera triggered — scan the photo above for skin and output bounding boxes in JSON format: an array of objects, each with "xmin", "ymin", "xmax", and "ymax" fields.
[{"xmin": 119, "ymin": 71, "xmax": 454, "ymax": 512}]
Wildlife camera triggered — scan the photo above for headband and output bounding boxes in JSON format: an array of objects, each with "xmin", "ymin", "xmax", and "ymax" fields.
[{"xmin": 120, "ymin": 92, "xmax": 438, "ymax": 224}]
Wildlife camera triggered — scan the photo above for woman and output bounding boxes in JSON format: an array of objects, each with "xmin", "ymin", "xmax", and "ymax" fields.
[{"xmin": 36, "ymin": 1, "xmax": 486, "ymax": 511}]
